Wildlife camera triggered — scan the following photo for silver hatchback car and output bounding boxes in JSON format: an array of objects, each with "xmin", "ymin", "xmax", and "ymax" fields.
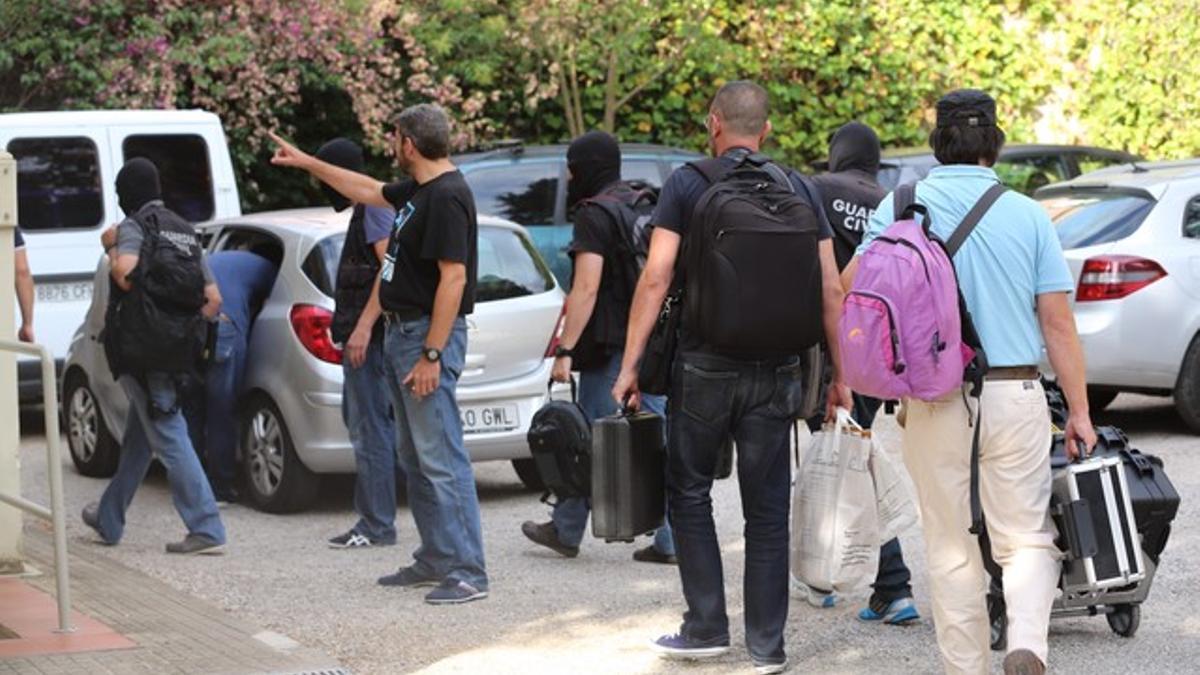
[{"xmin": 62, "ymin": 208, "xmax": 565, "ymax": 512}]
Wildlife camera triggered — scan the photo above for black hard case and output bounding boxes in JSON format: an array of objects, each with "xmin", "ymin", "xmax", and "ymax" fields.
[{"xmin": 591, "ymin": 411, "xmax": 666, "ymax": 542}]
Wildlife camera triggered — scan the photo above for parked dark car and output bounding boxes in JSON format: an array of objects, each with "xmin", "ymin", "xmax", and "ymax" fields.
[
  {"xmin": 815, "ymin": 144, "xmax": 1141, "ymax": 195},
  {"xmin": 456, "ymin": 142, "xmax": 703, "ymax": 284}
]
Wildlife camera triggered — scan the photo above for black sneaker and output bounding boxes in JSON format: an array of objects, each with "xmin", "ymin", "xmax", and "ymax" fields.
[
  {"xmin": 165, "ymin": 534, "xmax": 225, "ymax": 555},
  {"xmin": 521, "ymin": 520, "xmax": 579, "ymax": 558},
  {"xmin": 424, "ymin": 579, "xmax": 489, "ymax": 605},
  {"xmin": 632, "ymin": 545, "xmax": 677, "ymax": 565},
  {"xmin": 650, "ymin": 632, "xmax": 731, "ymax": 659},
  {"xmin": 378, "ymin": 566, "xmax": 441, "ymax": 588},
  {"xmin": 81, "ymin": 502, "xmax": 113, "ymax": 545},
  {"xmin": 328, "ymin": 530, "xmax": 392, "ymax": 549}
]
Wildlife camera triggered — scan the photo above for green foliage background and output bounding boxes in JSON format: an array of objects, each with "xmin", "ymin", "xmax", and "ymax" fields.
[{"xmin": 2, "ymin": 0, "xmax": 1197, "ymax": 210}]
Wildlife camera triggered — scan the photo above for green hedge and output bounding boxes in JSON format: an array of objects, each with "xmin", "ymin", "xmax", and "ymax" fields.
[{"xmin": 3, "ymin": 0, "xmax": 1197, "ymax": 210}]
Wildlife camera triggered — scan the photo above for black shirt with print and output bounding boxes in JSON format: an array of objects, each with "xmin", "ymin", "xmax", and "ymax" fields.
[{"xmin": 379, "ymin": 170, "xmax": 478, "ymax": 317}]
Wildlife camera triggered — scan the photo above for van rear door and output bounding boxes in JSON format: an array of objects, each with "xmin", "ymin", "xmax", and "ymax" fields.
[
  {"xmin": 6, "ymin": 128, "xmax": 115, "ymax": 385},
  {"xmin": 106, "ymin": 121, "xmax": 240, "ymax": 222}
]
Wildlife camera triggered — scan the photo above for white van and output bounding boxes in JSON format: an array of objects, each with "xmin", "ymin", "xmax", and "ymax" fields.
[{"xmin": 1, "ymin": 110, "xmax": 241, "ymax": 401}]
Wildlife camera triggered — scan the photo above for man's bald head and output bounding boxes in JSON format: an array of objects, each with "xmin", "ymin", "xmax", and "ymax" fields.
[{"xmin": 710, "ymin": 81, "xmax": 770, "ymax": 136}]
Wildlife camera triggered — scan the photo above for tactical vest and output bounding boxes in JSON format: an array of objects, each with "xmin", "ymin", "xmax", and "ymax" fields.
[{"xmin": 332, "ymin": 205, "xmax": 382, "ymax": 344}]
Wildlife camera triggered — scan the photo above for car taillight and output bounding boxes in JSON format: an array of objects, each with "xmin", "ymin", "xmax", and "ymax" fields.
[
  {"xmin": 544, "ymin": 305, "xmax": 567, "ymax": 358},
  {"xmin": 1077, "ymin": 255, "xmax": 1167, "ymax": 302},
  {"xmin": 290, "ymin": 304, "xmax": 343, "ymax": 364}
]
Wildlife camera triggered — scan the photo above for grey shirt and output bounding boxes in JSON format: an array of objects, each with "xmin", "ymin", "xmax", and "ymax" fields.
[{"xmin": 116, "ymin": 200, "xmax": 214, "ymax": 283}]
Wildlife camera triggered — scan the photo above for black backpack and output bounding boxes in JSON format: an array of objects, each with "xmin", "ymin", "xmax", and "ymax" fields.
[
  {"xmin": 526, "ymin": 379, "xmax": 592, "ymax": 502},
  {"xmin": 685, "ymin": 150, "xmax": 825, "ymax": 355},
  {"xmin": 579, "ymin": 182, "xmax": 657, "ymax": 302},
  {"xmin": 104, "ymin": 205, "xmax": 209, "ymax": 379}
]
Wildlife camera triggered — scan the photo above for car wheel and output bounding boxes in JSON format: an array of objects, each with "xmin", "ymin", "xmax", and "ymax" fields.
[
  {"xmin": 1086, "ymin": 387, "xmax": 1119, "ymax": 413},
  {"xmin": 242, "ymin": 395, "xmax": 320, "ymax": 513},
  {"xmin": 511, "ymin": 458, "xmax": 546, "ymax": 492},
  {"xmin": 1175, "ymin": 334, "xmax": 1200, "ymax": 433},
  {"xmin": 63, "ymin": 372, "xmax": 119, "ymax": 477}
]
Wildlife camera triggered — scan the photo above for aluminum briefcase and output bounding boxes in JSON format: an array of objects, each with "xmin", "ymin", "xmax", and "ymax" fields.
[
  {"xmin": 1052, "ymin": 455, "xmax": 1146, "ymax": 596},
  {"xmin": 591, "ymin": 411, "xmax": 665, "ymax": 543}
]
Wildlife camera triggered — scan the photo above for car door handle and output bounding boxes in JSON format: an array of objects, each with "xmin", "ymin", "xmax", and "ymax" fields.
[{"xmin": 462, "ymin": 354, "xmax": 486, "ymax": 378}]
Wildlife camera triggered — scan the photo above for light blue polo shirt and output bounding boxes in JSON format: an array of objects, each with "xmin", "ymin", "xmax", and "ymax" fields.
[{"xmin": 858, "ymin": 165, "xmax": 1073, "ymax": 367}]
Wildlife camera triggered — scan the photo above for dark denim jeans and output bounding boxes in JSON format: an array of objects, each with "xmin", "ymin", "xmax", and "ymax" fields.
[
  {"xmin": 550, "ymin": 352, "xmax": 673, "ymax": 554},
  {"xmin": 668, "ymin": 351, "xmax": 803, "ymax": 663},
  {"xmin": 806, "ymin": 393, "xmax": 913, "ymax": 603},
  {"xmin": 344, "ymin": 337, "xmax": 398, "ymax": 543},
  {"xmin": 204, "ymin": 319, "xmax": 246, "ymax": 495}
]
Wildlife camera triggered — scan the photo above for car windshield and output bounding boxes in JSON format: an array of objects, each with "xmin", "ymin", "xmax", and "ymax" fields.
[
  {"xmin": 1038, "ymin": 191, "xmax": 1156, "ymax": 250},
  {"xmin": 301, "ymin": 227, "xmax": 554, "ymax": 302}
]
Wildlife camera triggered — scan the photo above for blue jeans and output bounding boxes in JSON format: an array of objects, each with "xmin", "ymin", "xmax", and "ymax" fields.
[
  {"xmin": 344, "ymin": 338, "xmax": 398, "ymax": 543},
  {"xmin": 383, "ymin": 316, "xmax": 487, "ymax": 589},
  {"xmin": 550, "ymin": 352, "xmax": 674, "ymax": 555},
  {"xmin": 204, "ymin": 319, "xmax": 246, "ymax": 494},
  {"xmin": 668, "ymin": 351, "xmax": 803, "ymax": 664},
  {"xmin": 806, "ymin": 393, "xmax": 913, "ymax": 603},
  {"xmin": 97, "ymin": 372, "xmax": 226, "ymax": 544}
]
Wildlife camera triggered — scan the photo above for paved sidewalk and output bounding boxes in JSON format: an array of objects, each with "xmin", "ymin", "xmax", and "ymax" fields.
[{"xmin": 0, "ymin": 523, "xmax": 344, "ymax": 675}]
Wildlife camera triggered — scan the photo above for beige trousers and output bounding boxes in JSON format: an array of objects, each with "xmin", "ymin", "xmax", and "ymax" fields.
[{"xmin": 903, "ymin": 380, "xmax": 1061, "ymax": 674}]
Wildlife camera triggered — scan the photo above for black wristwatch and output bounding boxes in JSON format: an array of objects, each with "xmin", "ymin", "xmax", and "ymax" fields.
[
  {"xmin": 422, "ymin": 346, "xmax": 442, "ymax": 363},
  {"xmin": 553, "ymin": 345, "xmax": 575, "ymax": 359}
]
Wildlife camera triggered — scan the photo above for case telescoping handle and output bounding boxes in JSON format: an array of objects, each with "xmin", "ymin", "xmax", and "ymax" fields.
[{"xmin": 547, "ymin": 376, "xmax": 577, "ymax": 403}]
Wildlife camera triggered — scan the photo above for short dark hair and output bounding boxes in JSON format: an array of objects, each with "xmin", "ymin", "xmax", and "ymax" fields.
[
  {"xmin": 710, "ymin": 80, "xmax": 769, "ymax": 136},
  {"xmin": 394, "ymin": 104, "xmax": 451, "ymax": 159},
  {"xmin": 928, "ymin": 124, "xmax": 1007, "ymax": 166}
]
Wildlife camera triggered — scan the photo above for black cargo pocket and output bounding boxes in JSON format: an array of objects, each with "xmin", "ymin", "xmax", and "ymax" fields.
[
  {"xmin": 767, "ymin": 361, "xmax": 805, "ymax": 419},
  {"xmin": 680, "ymin": 363, "xmax": 737, "ymax": 427}
]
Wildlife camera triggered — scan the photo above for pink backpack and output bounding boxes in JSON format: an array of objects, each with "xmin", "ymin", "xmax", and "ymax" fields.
[{"xmin": 840, "ymin": 183, "xmax": 1004, "ymax": 402}]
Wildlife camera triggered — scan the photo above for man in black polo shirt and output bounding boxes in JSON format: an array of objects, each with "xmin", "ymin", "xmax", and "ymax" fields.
[
  {"xmin": 269, "ymin": 104, "xmax": 487, "ymax": 605},
  {"xmin": 614, "ymin": 81, "xmax": 850, "ymax": 672}
]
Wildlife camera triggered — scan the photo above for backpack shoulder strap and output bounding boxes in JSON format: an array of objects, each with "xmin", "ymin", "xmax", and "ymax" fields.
[
  {"xmin": 893, "ymin": 182, "xmax": 917, "ymax": 221},
  {"xmin": 945, "ymin": 183, "xmax": 1007, "ymax": 257},
  {"xmin": 689, "ymin": 157, "xmax": 729, "ymax": 185}
]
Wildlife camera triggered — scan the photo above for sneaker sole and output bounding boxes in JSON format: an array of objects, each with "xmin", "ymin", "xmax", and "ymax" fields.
[
  {"xmin": 424, "ymin": 591, "xmax": 489, "ymax": 605},
  {"xmin": 378, "ymin": 577, "xmax": 440, "ymax": 588},
  {"xmin": 650, "ymin": 643, "xmax": 730, "ymax": 660},
  {"xmin": 168, "ymin": 544, "xmax": 226, "ymax": 556}
]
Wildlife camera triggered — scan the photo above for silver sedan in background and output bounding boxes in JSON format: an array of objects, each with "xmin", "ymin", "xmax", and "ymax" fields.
[{"xmin": 62, "ymin": 208, "xmax": 565, "ymax": 512}]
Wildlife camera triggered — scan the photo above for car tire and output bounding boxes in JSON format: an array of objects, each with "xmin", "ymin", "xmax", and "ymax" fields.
[
  {"xmin": 1175, "ymin": 334, "xmax": 1200, "ymax": 434},
  {"xmin": 242, "ymin": 394, "xmax": 320, "ymax": 513},
  {"xmin": 511, "ymin": 458, "xmax": 546, "ymax": 492},
  {"xmin": 1087, "ymin": 387, "xmax": 1119, "ymax": 413},
  {"xmin": 63, "ymin": 371, "xmax": 120, "ymax": 478}
]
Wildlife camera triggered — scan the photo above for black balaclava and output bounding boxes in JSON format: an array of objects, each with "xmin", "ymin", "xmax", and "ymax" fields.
[
  {"xmin": 115, "ymin": 158, "xmax": 162, "ymax": 216},
  {"xmin": 315, "ymin": 138, "xmax": 366, "ymax": 212},
  {"xmin": 827, "ymin": 121, "xmax": 881, "ymax": 176},
  {"xmin": 567, "ymin": 130, "xmax": 621, "ymax": 207}
]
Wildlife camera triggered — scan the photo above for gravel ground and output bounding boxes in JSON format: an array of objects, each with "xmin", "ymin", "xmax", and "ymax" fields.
[{"xmin": 17, "ymin": 394, "xmax": 1200, "ymax": 674}]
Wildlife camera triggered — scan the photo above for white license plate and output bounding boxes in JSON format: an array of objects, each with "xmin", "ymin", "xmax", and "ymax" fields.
[
  {"xmin": 36, "ymin": 281, "xmax": 92, "ymax": 304},
  {"xmin": 460, "ymin": 403, "xmax": 520, "ymax": 434}
]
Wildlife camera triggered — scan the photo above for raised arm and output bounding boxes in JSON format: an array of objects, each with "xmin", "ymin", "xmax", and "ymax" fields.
[{"xmin": 267, "ymin": 132, "xmax": 390, "ymax": 208}]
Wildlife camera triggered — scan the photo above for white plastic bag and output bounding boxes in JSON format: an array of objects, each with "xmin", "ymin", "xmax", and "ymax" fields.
[
  {"xmin": 870, "ymin": 438, "xmax": 918, "ymax": 543},
  {"xmin": 791, "ymin": 409, "xmax": 879, "ymax": 594}
]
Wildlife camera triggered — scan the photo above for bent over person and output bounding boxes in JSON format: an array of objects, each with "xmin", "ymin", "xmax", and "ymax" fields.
[
  {"xmin": 269, "ymin": 104, "xmax": 488, "ymax": 605},
  {"xmin": 614, "ymin": 81, "xmax": 851, "ymax": 674},
  {"xmin": 846, "ymin": 89, "xmax": 1096, "ymax": 675},
  {"xmin": 83, "ymin": 158, "xmax": 226, "ymax": 555}
]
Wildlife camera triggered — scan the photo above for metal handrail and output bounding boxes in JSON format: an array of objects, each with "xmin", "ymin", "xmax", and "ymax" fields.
[{"xmin": 0, "ymin": 338, "xmax": 73, "ymax": 632}]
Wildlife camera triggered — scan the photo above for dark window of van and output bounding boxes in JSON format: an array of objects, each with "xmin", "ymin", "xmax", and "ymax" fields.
[
  {"xmin": 123, "ymin": 134, "xmax": 215, "ymax": 222},
  {"xmin": 8, "ymin": 136, "xmax": 104, "ymax": 231}
]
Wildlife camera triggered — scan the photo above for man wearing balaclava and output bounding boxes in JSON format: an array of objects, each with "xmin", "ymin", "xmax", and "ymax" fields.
[
  {"xmin": 520, "ymin": 130, "xmax": 676, "ymax": 564},
  {"xmin": 84, "ymin": 158, "xmax": 228, "ymax": 556},
  {"xmin": 316, "ymin": 138, "xmax": 401, "ymax": 550},
  {"xmin": 803, "ymin": 122, "xmax": 921, "ymax": 626}
]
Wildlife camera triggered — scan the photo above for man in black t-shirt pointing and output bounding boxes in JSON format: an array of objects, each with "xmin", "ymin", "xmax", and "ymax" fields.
[{"xmin": 269, "ymin": 104, "xmax": 487, "ymax": 605}]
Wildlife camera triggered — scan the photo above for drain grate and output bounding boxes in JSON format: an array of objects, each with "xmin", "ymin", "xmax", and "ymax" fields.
[{"xmin": 0, "ymin": 623, "xmax": 20, "ymax": 640}]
